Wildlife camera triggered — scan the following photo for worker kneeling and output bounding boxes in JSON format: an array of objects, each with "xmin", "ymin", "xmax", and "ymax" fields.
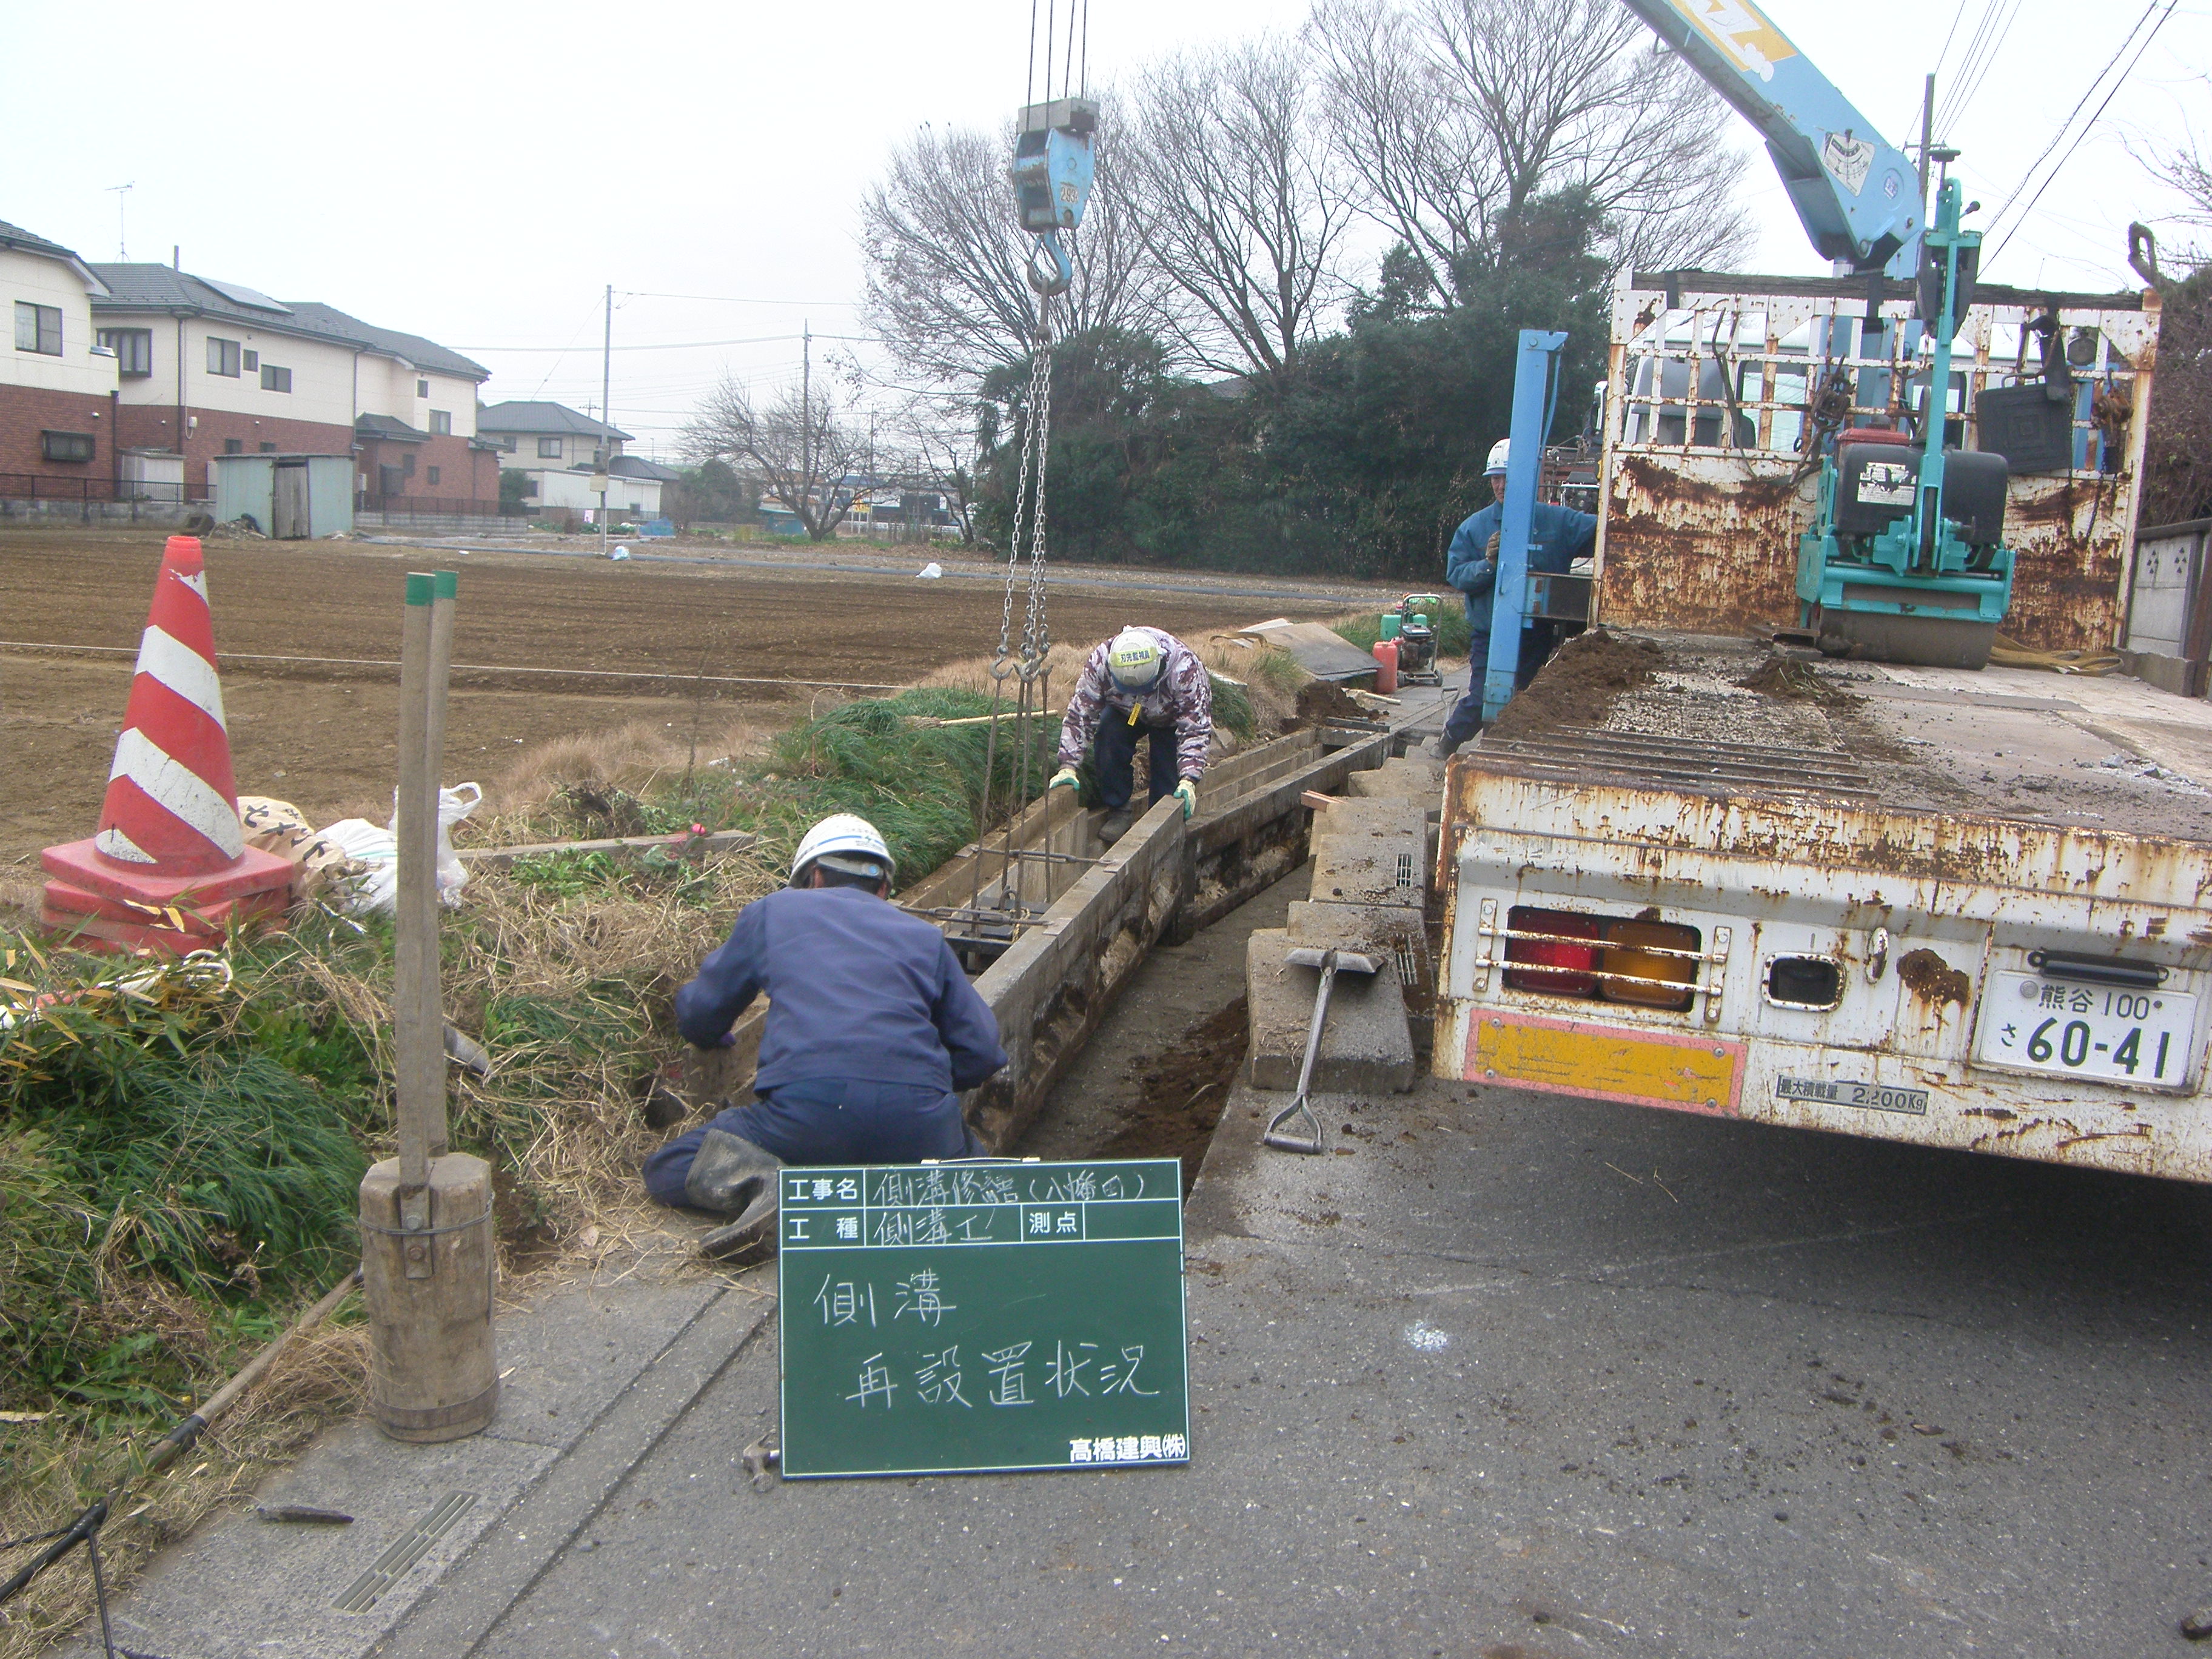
[
  {"xmin": 1050, "ymin": 626, "xmax": 1211, "ymax": 845},
  {"xmin": 643, "ymin": 814, "xmax": 1007, "ymax": 1253}
]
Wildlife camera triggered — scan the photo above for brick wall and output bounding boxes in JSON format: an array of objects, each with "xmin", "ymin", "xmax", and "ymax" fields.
[
  {"xmin": 113, "ymin": 404, "xmax": 357, "ymax": 488},
  {"xmin": 0, "ymin": 385, "xmax": 115, "ymax": 477},
  {"xmin": 356, "ymin": 432, "xmax": 498, "ymax": 504}
]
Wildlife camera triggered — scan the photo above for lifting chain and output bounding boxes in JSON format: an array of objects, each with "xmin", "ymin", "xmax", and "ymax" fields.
[{"xmin": 998, "ymin": 293, "xmax": 1057, "ymax": 682}]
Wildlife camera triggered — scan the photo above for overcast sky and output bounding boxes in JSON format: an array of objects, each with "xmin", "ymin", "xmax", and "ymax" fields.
[{"xmin": 10, "ymin": 1, "xmax": 2207, "ymax": 458}]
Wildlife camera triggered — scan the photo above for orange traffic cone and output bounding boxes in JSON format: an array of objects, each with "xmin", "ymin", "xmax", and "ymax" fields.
[{"xmin": 42, "ymin": 536, "xmax": 293, "ymax": 953}]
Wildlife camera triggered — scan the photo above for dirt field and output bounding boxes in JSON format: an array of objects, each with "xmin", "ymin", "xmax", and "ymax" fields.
[{"xmin": 1, "ymin": 529, "xmax": 1364, "ymax": 866}]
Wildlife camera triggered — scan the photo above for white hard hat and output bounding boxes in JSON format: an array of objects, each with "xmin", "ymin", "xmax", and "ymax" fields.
[
  {"xmin": 1483, "ymin": 440, "xmax": 1511, "ymax": 477},
  {"xmin": 789, "ymin": 813, "xmax": 894, "ymax": 886},
  {"xmin": 1106, "ymin": 627, "xmax": 1165, "ymax": 690}
]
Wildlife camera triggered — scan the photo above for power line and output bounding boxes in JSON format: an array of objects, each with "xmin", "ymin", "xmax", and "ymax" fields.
[
  {"xmin": 1985, "ymin": 0, "xmax": 2179, "ymax": 264},
  {"xmin": 461, "ymin": 331, "xmax": 886, "ymax": 354},
  {"xmin": 620, "ymin": 289, "xmax": 861, "ymax": 307}
]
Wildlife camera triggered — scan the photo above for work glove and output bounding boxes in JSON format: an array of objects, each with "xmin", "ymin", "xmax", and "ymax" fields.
[
  {"xmin": 1173, "ymin": 778, "xmax": 1198, "ymax": 820},
  {"xmin": 1486, "ymin": 530, "xmax": 1501, "ymax": 557},
  {"xmin": 1049, "ymin": 766, "xmax": 1081, "ymax": 793}
]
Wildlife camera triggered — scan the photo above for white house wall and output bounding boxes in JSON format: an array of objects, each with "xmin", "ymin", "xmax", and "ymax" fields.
[{"xmin": 2, "ymin": 247, "xmax": 115, "ymax": 397}]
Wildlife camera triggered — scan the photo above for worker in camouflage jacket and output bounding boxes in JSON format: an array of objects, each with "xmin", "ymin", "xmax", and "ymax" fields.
[{"xmin": 1051, "ymin": 626, "xmax": 1213, "ymax": 845}]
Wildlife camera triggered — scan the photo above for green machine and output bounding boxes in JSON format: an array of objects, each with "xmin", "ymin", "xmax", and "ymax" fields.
[{"xmin": 1796, "ymin": 175, "xmax": 2016, "ymax": 670}]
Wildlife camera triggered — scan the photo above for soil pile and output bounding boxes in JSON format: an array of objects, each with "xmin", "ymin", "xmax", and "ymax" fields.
[
  {"xmin": 1295, "ymin": 681, "xmax": 1368, "ymax": 726},
  {"xmin": 1485, "ymin": 629, "xmax": 1665, "ymax": 741},
  {"xmin": 1737, "ymin": 649, "xmax": 1860, "ymax": 706}
]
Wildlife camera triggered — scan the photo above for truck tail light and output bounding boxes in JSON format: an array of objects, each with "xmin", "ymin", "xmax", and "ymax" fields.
[
  {"xmin": 1600, "ymin": 920, "xmax": 1700, "ymax": 1011},
  {"xmin": 1504, "ymin": 907, "xmax": 1601, "ymax": 994}
]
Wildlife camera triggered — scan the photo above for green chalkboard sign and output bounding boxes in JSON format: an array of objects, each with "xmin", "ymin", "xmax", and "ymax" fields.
[{"xmin": 776, "ymin": 1159, "xmax": 1189, "ymax": 1478}]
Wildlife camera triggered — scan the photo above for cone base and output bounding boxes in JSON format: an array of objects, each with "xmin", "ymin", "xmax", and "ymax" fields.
[
  {"xmin": 40, "ymin": 863, "xmax": 292, "ymax": 956},
  {"xmin": 41, "ymin": 838, "xmax": 293, "ymax": 908}
]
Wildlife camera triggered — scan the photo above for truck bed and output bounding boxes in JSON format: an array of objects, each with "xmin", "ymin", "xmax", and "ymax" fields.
[{"xmin": 1495, "ymin": 631, "xmax": 2212, "ymax": 843}]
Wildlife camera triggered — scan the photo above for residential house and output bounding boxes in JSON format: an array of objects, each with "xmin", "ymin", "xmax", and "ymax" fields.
[
  {"xmin": 89, "ymin": 266, "xmax": 497, "ymax": 505},
  {"xmin": 477, "ymin": 400, "xmax": 672, "ymax": 517},
  {"xmin": 1, "ymin": 219, "xmax": 116, "ymax": 479}
]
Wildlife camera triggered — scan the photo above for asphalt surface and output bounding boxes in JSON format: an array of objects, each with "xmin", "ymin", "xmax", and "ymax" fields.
[{"xmin": 380, "ymin": 1072, "xmax": 2212, "ymax": 1658}]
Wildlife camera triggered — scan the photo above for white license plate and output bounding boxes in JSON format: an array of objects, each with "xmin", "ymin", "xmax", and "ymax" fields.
[{"xmin": 1975, "ymin": 970, "xmax": 2196, "ymax": 1087}]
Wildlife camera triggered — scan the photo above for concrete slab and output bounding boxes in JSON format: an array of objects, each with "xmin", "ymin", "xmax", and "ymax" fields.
[
  {"xmin": 1309, "ymin": 794, "xmax": 1433, "ymax": 839},
  {"xmin": 69, "ymin": 1272, "xmax": 765, "ymax": 1659},
  {"xmin": 1244, "ymin": 927, "xmax": 1417, "ymax": 1093},
  {"xmin": 1344, "ymin": 759, "xmax": 1439, "ymax": 800},
  {"xmin": 1309, "ymin": 828, "xmax": 1426, "ymax": 910},
  {"xmin": 1284, "ymin": 898, "xmax": 1431, "ymax": 985}
]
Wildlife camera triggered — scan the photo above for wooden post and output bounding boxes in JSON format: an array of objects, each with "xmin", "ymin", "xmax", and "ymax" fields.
[{"xmin": 360, "ymin": 569, "xmax": 498, "ymax": 1443}]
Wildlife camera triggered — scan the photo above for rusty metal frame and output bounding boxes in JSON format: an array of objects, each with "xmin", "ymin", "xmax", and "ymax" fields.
[{"xmin": 1596, "ymin": 272, "xmax": 2161, "ymax": 653}]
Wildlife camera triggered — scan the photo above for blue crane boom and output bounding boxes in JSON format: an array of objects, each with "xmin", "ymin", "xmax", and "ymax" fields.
[{"xmin": 1620, "ymin": 0, "xmax": 1923, "ymax": 277}]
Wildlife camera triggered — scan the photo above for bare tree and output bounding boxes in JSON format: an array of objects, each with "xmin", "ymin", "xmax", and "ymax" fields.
[
  {"xmin": 682, "ymin": 377, "xmax": 869, "ymax": 541},
  {"xmin": 1309, "ymin": 0, "xmax": 1754, "ymax": 294},
  {"xmin": 859, "ymin": 103, "xmax": 1168, "ymax": 387},
  {"xmin": 1119, "ymin": 35, "xmax": 1351, "ymax": 378},
  {"xmin": 877, "ymin": 394, "xmax": 984, "ymax": 545}
]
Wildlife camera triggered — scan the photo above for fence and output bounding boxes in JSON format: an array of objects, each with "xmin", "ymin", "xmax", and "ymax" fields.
[{"xmin": 0, "ymin": 472, "xmax": 207, "ymax": 524}]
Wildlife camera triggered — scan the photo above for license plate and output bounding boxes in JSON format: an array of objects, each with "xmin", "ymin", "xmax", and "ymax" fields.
[{"xmin": 1974, "ymin": 971, "xmax": 2196, "ymax": 1087}]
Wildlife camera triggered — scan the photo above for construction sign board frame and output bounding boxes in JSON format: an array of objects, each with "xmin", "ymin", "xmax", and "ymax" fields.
[{"xmin": 777, "ymin": 1158, "xmax": 1190, "ymax": 1478}]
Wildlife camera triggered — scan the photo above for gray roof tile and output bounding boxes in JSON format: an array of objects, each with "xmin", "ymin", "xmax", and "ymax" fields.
[{"xmin": 477, "ymin": 400, "xmax": 631, "ymax": 440}]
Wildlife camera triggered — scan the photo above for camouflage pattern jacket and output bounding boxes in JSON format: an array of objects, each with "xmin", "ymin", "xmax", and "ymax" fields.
[{"xmin": 1055, "ymin": 627, "xmax": 1214, "ymax": 778}]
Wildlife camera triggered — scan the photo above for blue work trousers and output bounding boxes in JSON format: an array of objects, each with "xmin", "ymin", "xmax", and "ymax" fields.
[
  {"xmin": 1092, "ymin": 715, "xmax": 1180, "ymax": 811},
  {"xmin": 643, "ymin": 1078, "xmax": 979, "ymax": 1208}
]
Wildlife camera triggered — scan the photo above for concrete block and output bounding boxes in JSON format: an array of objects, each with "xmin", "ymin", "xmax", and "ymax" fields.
[
  {"xmin": 1311, "ymin": 828, "xmax": 1426, "ymax": 909},
  {"xmin": 1287, "ymin": 899, "xmax": 1435, "ymax": 1065},
  {"xmin": 1312, "ymin": 795, "xmax": 1430, "ymax": 840},
  {"xmin": 1245, "ymin": 928, "xmax": 1417, "ymax": 1094},
  {"xmin": 1346, "ymin": 762, "xmax": 1438, "ymax": 801}
]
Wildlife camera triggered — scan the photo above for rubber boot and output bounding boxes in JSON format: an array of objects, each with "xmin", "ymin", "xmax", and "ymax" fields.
[
  {"xmin": 1098, "ymin": 808, "xmax": 1136, "ymax": 846},
  {"xmin": 684, "ymin": 1129, "xmax": 783, "ymax": 1259}
]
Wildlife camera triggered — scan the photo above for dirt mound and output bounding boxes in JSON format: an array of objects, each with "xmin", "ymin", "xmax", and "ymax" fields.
[
  {"xmin": 1295, "ymin": 680, "xmax": 1368, "ymax": 726},
  {"xmin": 1485, "ymin": 629, "xmax": 1665, "ymax": 741},
  {"xmin": 1737, "ymin": 649, "xmax": 1860, "ymax": 706},
  {"xmin": 1097, "ymin": 997, "xmax": 1248, "ymax": 1192}
]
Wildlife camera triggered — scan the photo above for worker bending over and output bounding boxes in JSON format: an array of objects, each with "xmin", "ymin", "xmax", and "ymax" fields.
[
  {"xmin": 1051, "ymin": 626, "xmax": 1212, "ymax": 845},
  {"xmin": 644, "ymin": 814, "xmax": 1007, "ymax": 1251},
  {"xmin": 1438, "ymin": 440, "xmax": 1597, "ymax": 757}
]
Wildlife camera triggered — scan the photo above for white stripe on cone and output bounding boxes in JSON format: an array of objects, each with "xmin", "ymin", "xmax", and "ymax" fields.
[
  {"xmin": 132, "ymin": 625, "xmax": 227, "ymax": 729},
  {"xmin": 92, "ymin": 823, "xmax": 156, "ymax": 864},
  {"xmin": 100, "ymin": 727, "xmax": 246, "ymax": 859},
  {"xmin": 178, "ymin": 570, "xmax": 209, "ymax": 601}
]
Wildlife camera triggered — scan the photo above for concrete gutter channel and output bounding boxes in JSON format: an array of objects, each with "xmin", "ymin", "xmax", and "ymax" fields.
[
  {"xmin": 76, "ymin": 675, "xmax": 2212, "ymax": 1655},
  {"xmin": 67, "ymin": 695, "xmax": 1450, "ymax": 1657}
]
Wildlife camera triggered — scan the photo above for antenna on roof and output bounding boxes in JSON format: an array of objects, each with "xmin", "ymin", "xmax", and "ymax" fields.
[{"xmin": 104, "ymin": 183, "xmax": 134, "ymax": 261}]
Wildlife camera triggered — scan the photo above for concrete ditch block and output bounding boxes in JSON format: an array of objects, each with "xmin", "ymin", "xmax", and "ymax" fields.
[
  {"xmin": 1245, "ymin": 927, "xmax": 1417, "ymax": 1093},
  {"xmin": 1346, "ymin": 760, "xmax": 1438, "ymax": 801},
  {"xmin": 1286, "ymin": 899, "xmax": 1435, "ymax": 1064},
  {"xmin": 1312, "ymin": 795, "xmax": 1430, "ymax": 839},
  {"xmin": 1311, "ymin": 828, "xmax": 1427, "ymax": 909}
]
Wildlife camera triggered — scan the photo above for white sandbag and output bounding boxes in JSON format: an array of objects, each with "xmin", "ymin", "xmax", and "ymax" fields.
[
  {"xmin": 318, "ymin": 818, "xmax": 399, "ymax": 916},
  {"xmin": 381, "ymin": 782, "xmax": 483, "ymax": 907},
  {"xmin": 916, "ymin": 561, "xmax": 943, "ymax": 579}
]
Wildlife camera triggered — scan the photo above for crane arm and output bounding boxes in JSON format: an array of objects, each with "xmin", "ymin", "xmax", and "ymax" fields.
[{"xmin": 1620, "ymin": 0, "xmax": 1922, "ymax": 277}]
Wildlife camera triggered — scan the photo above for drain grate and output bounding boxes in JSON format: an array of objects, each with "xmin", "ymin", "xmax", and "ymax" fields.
[
  {"xmin": 1395, "ymin": 943, "xmax": 1423, "ymax": 988},
  {"xmin": 1395, "ymin": 853, "xmax": 1416, "ymax": 889},
  {"xmin": 332, "ymin": 1491, "xmax": 477, "ymax": 1614}
]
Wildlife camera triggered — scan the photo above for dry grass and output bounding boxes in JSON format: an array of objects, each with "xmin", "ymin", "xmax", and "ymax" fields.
[{"xmin": 0, "ymin": 1307, "xmax": 367, "ymax": 1659}]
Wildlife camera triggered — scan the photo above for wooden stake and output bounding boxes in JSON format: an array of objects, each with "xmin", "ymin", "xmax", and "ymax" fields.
[
  {"xmin": 421, "ymin": 571, "xmax": 457, "ymax": 1158},
  {"xmin": 393, "ymin": 574, "xmax": 439, "ymax": 1198}
]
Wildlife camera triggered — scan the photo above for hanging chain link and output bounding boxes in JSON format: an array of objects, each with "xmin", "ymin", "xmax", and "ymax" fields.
[{"xmin": 999, "ymin": 293, "xmax": 1057, "ymax": 673}]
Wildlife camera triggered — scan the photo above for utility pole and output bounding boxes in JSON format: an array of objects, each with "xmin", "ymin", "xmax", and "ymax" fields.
[
  {"xmin": 1918, "ymin": 73, "xmax": 1936, "ymax": 211},
  {"xmin": 599, "ymin": 283, "xmax": 612, "ymax": 560},
  {"xmin": 105, "ymin": 183, "xmax": 134, "ymax": 260},
  {"xmin": 801, "ymin": 320, "xmax": 813, "ymax": 537}
]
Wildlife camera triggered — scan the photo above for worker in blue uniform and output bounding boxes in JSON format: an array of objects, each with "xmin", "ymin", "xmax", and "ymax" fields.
[
  {"xmin": 1438, "ymin": 439, "xmax": 1599, "ymax": 757},
  {"xmin": 643, "ymin": 813, "xmax": 1007, "ymax": 1254}
]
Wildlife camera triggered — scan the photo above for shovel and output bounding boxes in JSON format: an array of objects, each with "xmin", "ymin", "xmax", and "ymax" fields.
[{"xmin": 1263, "ymin": 947, "xmax": 1381, "ymax": 1155}]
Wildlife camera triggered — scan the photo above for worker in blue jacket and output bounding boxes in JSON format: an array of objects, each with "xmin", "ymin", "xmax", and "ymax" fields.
[
  {"xmin": 1439, "ymin": 439, "xmax": 1599, "ymax": 757},
  {"xmin": 643, "ymin": 813, "xmax": 1007, "ymax": 1254}
]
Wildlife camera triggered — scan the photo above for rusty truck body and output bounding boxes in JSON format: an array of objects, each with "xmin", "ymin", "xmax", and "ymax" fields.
[{"xmin": 1435, "ymin": 269, "xmax": 2212, "ymax": 1182}]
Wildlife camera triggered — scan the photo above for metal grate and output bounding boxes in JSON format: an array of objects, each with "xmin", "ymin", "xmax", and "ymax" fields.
[
  {"xmin": 1395, "ymin": 853, "xmax": 1416, "ymax": 889},
  {"xmin": 1470, "ymin": 726, "xmax": 1876, "ymax": 802},
  {"xmin": 333, "ymin": 1492, "xmax": 477, "ymax": 1614}
]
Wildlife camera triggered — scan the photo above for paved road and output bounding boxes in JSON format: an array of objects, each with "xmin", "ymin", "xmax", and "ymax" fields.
[{"xmin": 390, "ymin": 1073, "xmax": 2212, "ymax": 1658}]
